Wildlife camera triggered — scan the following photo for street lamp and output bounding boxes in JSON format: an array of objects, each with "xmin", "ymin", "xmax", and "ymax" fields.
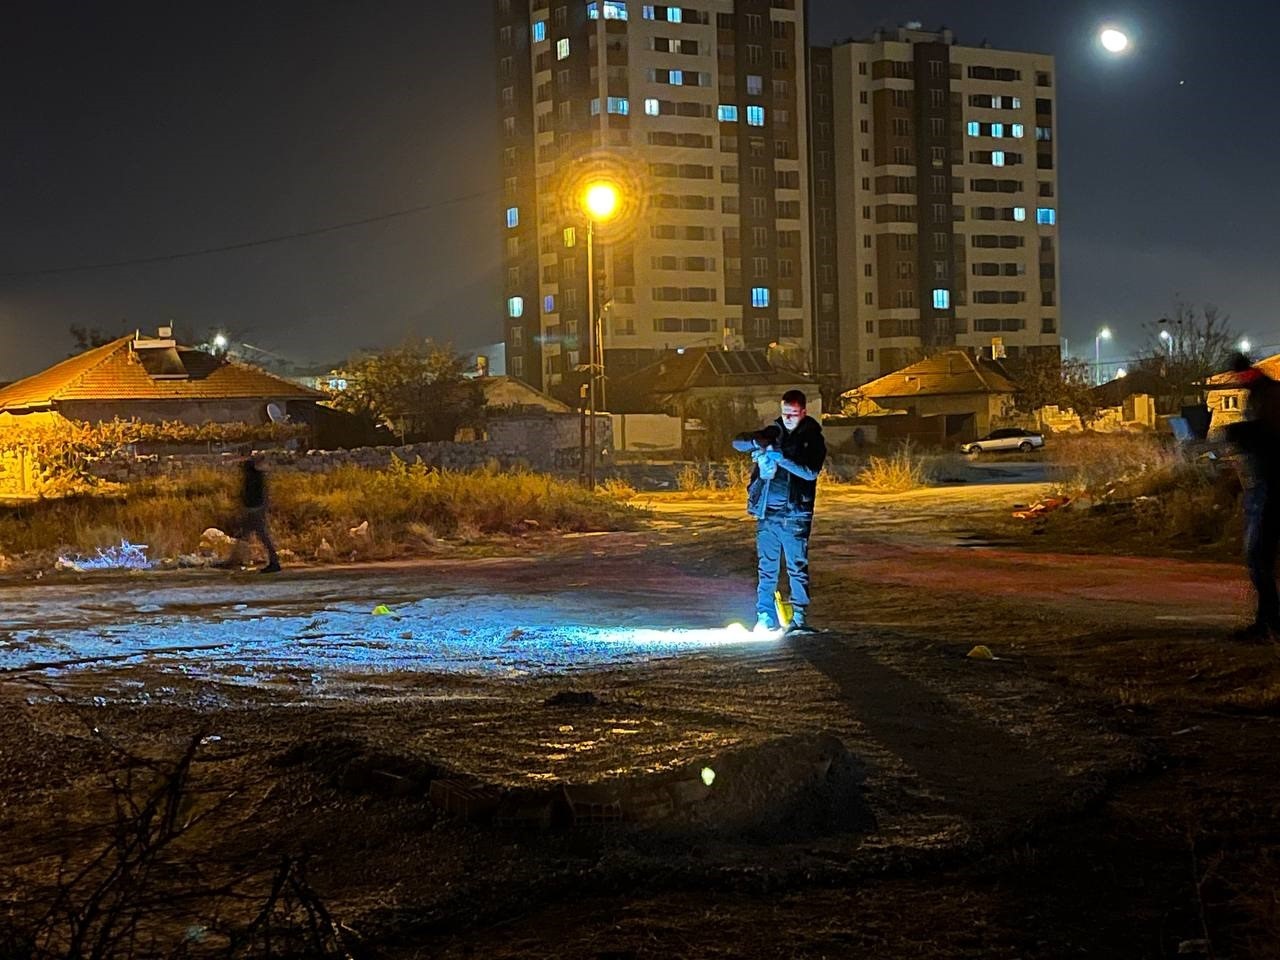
[
  {"xmin": 1095, "ymin": 326, "xmax": 1112, "ymax": 384},
  {"xmin": 1158, "ymin": 328, "xmax": 1173, "ymax": 356},
  {"xmin": 580, "ymin": 179, "xmax": 621, "ymax": 490},
  {"xmin": 1238, "ymin": 337, "xmax": 1252, "ymax": 354},
  {"xmin": 212, "ymin": 333, "xmax": 228, "ymax": 351}
]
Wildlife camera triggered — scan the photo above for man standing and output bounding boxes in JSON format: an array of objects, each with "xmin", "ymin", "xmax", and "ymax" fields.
[
  {"xmin": 732, "ymin": 389, "xmax": 827, "ymax": 633},
  {"xmin": 240, "ymin": 456, "xmax": 281, "ymax": 574},
  {"xmin": 1225, "ymin": 354, "xmax": 1280, "ymax": 641}
]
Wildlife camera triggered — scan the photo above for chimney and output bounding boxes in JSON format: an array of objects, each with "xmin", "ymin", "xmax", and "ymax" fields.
[{"xmin": 158, "ymin": 325, "xmax": 173, "ymax": 339}]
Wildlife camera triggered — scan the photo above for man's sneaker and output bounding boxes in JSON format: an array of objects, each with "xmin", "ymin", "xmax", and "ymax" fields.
[
  {"xmin": 788, "ymin": 610, "xmax": 817, "ymax": 635},
  {"xmin": 259, "ymin": 561, "xmax": 282, "ymax": 574},
  {"xmin": 754, "ymin": 612, "xmax": 781, "ymax": 633}
]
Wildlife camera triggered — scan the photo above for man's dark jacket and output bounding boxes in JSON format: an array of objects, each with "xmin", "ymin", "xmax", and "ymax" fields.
[{"xmin": 732, "ymin": 416, "xmax": 827, "ymax": 518}]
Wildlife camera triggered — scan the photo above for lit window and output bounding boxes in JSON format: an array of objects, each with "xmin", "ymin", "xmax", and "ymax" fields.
[
  {"xmin": 932, "ymin": 289, "xmax": 950, "ymax": 309},
  {"xmin": 669, "ymin": 69, "xmax": 683, "ymax": 85},
  {"xmin": 532, "ymin": 20, "xmax": 546, "ymax": 42},
  {"xmin": 667, "ymin": 6, "xmax": 682, "ymax": 21},
  {"xmin": 747, "ymin": 75, "xmax": 763, "ymax": 95},
  {"xmin": 607, "ymin": 96, "xmax": 629, "ymax": 115},
  {"xmin": 1010, "ymin": 97, "xmax": 1021, "ymax": 109},
  {"xmin": 992, "ymin": 123, "xmax": 1004, "ymax": 138},
  {"xmin": 642, "ymin": 4, "xmax": 655, "ymax": 17},
  {"xmin": 746, "ymin": 105, "xmax": 765, "ymax": 126},
  {"xmin": 506, "ymin": 207, "xmax": 519, "ymax": 228},
  {"xmin": 644, "ymin": 98, "xmax": 660, "ymax": 115},
  {"xmin": 991, "ymin": 151, "xmax": 1005, "ymax": 167},
  {"xmin": 588, "ymin": 1, "xmax": 629, "ymax": 18},
  {"xmin": 563, "ymin": 226, "xmax": 576, "ymax": 247},
  {"xmin": 590, "ymin": 98, "xmax": 601, "ymax": 115},
  {"xmin": 1011, "ymin": 123, "xmax": 1024, "ymax": 138},
  {"xmin": 717, "ymin": 104, "xmax": 738, "ymax": 122},
  {"xmin": 967, "ymin": 121, "xmax": 980, "ymax": 136},
  {"xmin": 507, "ymin": 297, "xmax": 524, "ymax": 318},
  {"xmin": 1037, "ymin": 208, "xmax": 1057, "ymax": 225},
  {"xmin": 556, "ymin": 38, "xmax": 570, "ymax": 60},
  {"xmin": 1013, "ymin": 207, "xmax": 1026, "ymax": 221},
  {"xmin": 544, "ymin": 295, "xmax": 555, "ymax": 312},
  {"xmin": 751, "ymin": 287, "xmax": 770, "ymax": 307}
]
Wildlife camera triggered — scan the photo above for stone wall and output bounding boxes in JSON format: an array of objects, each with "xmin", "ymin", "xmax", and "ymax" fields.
[{"xmin": 84, "ymin": 413, "xmax": 614, "ymax": 485}]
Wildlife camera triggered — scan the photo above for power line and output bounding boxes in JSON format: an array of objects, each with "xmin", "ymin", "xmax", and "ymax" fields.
[{"xmin": 0, "ymin": 187, "xmax": 500, "ymax": 280}]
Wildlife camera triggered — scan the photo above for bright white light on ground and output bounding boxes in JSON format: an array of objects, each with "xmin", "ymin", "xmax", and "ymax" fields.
[
  {"xmin": 700, "ymin": 766, "xmax": 716, "ymax": 787},
  {"xmin": 1100, "ymin": 28, "xmax": 1129, "ymax": 53},
  {"xmin": 1, "ymin": 591, "xmax": 782, "ymax": 685}
]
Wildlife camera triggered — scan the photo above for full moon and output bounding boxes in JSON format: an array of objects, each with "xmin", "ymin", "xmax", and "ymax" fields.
[{"xmin": 1100, "ymin": 28, "xmax": 1130, "ymax": 53}]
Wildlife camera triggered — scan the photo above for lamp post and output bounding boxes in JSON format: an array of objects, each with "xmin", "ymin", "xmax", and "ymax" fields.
[
  {"xmin": 1094, "ymin": 326, "xmax": 1112, "ymax": 384},
  {"xmin": 1158, "ymin": 328, "xmax": 1173, "ymax": 356},
  {"xmin": 581, "ymin": 181, "xmax": 620, "ymax": 490},
  {"xmin": 1238, "ymin": 338, "xmax": 1252, "ymax": 355}
]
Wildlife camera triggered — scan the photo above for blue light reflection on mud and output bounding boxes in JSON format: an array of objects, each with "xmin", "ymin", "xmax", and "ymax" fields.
[{"xmin": 2, "ymin": 596, "xmax": 781, "ymax": 680}]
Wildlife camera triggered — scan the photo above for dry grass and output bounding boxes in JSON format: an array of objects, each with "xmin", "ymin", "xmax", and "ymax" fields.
[
  {"xmin": 1043, "ymin": 432, "xmax": 1242, "ymax": 547},
  {"xmin": 857, "ymin": 442, "xmax": 932, "ymax": 492},
  {"xmin": 0, "ymin": 461, "xmax": 642, "ymax": 565}
]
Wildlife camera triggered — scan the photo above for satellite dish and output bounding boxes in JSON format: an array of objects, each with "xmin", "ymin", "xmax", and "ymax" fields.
[{"xmin": 266, "ymin": 402, "xmax": 289, "ymax": 424}]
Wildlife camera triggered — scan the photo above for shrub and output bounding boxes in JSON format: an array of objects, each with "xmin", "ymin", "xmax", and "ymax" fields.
[{"xmin": 857, "ymin": 441, "xmax": 931, "ymax": 492}]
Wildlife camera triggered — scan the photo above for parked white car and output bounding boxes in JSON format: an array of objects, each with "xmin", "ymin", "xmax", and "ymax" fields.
[{"xmin": 961, "ymin": 428, "xmax": 1045, "ymax": 454}]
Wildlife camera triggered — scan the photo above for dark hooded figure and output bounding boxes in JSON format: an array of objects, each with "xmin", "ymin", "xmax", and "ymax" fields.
[
  {"xmin": 731, "ymin": 389, "xmax": 827, "ymax": 633},
  {"xmin": 240, "ymin": 456, "xmax": 281, "ymax": 574},
  {"xmin": 1225, "ymin": 353, "xmax": 1280, "ymax": 641}
]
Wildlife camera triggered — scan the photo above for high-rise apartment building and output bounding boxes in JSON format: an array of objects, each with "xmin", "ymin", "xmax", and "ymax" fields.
[
  {"xmin": 823, "ymin": 26, "xmax": 1061, "ymax": 385},
  {"xmin": 494, "ymin": 0, "xmax": 813, "ymax": 394}
]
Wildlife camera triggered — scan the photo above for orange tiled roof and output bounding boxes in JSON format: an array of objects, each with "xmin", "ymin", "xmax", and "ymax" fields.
[
  {"xmin": 0, "ymin": 336, "xmax": 323, "ymax": 412},
  {"xmin": 852, "ymin": 350, "xmax": 1018, "ymax": 400},
  {"xmin": 1205, "ymin": 353, "xmax": 1280, "ymax": 388}
]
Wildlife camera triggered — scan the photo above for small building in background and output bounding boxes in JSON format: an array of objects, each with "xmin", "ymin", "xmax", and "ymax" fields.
[
  {"xmin": 0, "ymin": 327, "xmax": 326, "ymax": 433},
  {"xmin": 840, "ymin": 350, "xmax": 1018, "ymax": 445},
  {"xmin": 1205, "ymin": 353, "xmax": 1280, "ymax": 435}
]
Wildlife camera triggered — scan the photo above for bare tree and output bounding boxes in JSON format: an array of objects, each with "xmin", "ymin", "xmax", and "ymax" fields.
[
  {"xmin": 1132, "ymin": 300, "xmax": 1237, "ymax": 411},
  {"xmin": 1004, "ymin": 353, "xmax": 1104, "ymax": 429}
]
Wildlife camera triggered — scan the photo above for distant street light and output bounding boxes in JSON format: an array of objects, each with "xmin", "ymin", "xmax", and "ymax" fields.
[
  {"xmin": 1115, "ymin": 367, "xmax": 1128, "ymax": 379},
  {"xmin": 212, "ymin": 333, "xmax": 228, "ymax": 352},
  {"xmin": 1158, "ymin": 328, "xmax": 1173, "ymax": 355},
  {"xmin": 1238, "ymin": 337, "xmax": 1252, "ymax": 354},
  {"xmin": 581, "ymin": 180, "xmax": 622, "ymax": 491},
  {"xmin": 1095, "ymin": 327, "xmax": 1112, "ymax": 385}
]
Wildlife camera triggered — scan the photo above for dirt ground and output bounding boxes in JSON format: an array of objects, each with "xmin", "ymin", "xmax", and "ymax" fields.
[{"xmin": 2, "ymin": 478, "xmax": 1279, "ymax": 958}]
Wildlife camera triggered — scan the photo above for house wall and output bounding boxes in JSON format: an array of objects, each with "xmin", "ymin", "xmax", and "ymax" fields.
[
  {"xmin": 55, "ymin": 399, "xmax": 291, "ymax": 425},
  {"xmin": 1208, "ymin": 388, "xmax": 1246, "ymax": 436},
  {"xmin": 611, "ymin": 414, "xmax": 682, "ymax": 453}
]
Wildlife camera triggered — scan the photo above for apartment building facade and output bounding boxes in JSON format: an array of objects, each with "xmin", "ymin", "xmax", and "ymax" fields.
[
  {"xmin": 494, "ymin": 0, "xmax": 813, "ymax": 394},
  {"xmin": 826, "ymin": 26, "xmax": 1061, "ymax": 386}
]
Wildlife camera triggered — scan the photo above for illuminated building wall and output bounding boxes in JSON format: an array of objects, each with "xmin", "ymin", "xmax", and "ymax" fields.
[
  {"xmin": 827, "ymin": 26, "xmax": 1062, "ymax": 386},
  {"xmin": 495, "ymin": 0, "xmax": 813, "ymax": 393}
]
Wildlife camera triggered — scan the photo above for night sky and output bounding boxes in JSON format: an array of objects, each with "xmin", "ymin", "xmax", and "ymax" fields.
[{"xmin": 2, "ymin": 1, "xmax": 1277, "ymax": 381}]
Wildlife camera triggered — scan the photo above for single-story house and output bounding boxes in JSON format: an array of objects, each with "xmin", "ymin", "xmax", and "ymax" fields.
[
  {"xmin": 840, "ymin": 350, "xmax": 1018, "ymax": 445},
  {"xmin": 1205, "ymin": 353, "xmax": 1280, "ymax": 435},
  {"xmin": 609, "ymin": 347, "xmax": 820, "ymax": 457},
  {"xmin": 0, "ymin": 327, "xmax": 326, "ymax": 431}
]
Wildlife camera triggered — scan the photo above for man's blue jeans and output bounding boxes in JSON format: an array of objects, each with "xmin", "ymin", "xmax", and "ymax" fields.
[
  {"xmin": 1245, "ymin": 482, "xmax": 1280, "ymax": 629},
  {"xmin": 757, "ymin": 510, "xmax": 812, "ymax": 618}
]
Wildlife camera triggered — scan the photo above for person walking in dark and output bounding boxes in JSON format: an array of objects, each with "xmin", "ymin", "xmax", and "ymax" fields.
[
  {"xmin": 240, "ymin": 456, "xmax": 281, "ymax": 574},
  {"xmin": 732, "ymin": 389, "xmax": 827, "ymax": 633},
  {"xmin": 1225, "ymin": 353, "xmax": 1280, "ymax": 641}
]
